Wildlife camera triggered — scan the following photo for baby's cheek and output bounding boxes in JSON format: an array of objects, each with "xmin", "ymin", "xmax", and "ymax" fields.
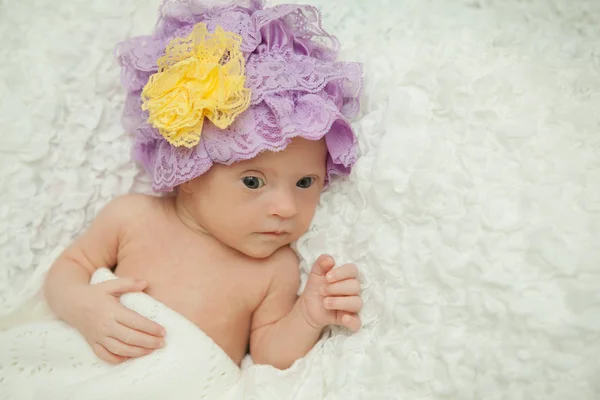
[{"xmin": 296, "ymin": 213, "xmax": 315, "ymax": 236}]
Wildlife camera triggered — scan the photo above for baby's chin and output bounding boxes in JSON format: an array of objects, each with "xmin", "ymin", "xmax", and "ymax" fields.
[
  {"xmin": 238, "ymin": 246, "xmax": 281, "ymax": 260},
  {"xmin": 235, "ymin": 240, "xmax": 291, "ymax": 260}
]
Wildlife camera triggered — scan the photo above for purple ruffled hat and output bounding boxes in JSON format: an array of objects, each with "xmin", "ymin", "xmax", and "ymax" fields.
[{"xmin": 116, "ymin": 0, "xmax": 363, "ymax": 192}]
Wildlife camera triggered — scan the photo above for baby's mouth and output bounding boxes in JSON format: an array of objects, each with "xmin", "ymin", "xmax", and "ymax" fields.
[{"xmin": 260, "ymin": 231, "xmax": 287, "ymax": 236}]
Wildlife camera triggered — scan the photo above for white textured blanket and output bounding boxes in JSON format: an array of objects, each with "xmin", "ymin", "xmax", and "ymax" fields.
[
  {"xmin": 1, "ymin": 0, "xmax": 600, "ymax": 399},
  {"xmin": 0, "ymin": 268, "xmax": 240, "ymax": 399},
  {"xmin": 0, "ymin": 268, "xmax": 332, "ymax": 400}
]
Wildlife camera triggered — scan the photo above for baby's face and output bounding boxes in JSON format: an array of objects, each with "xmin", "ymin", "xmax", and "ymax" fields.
[{"xmin": 183, "ymin": 138, "xmax": 328, "ymax": 258}]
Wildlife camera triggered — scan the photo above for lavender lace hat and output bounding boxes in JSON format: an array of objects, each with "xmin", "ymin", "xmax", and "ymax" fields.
[{"xmin": 116, "ymin": 0, "xmax": 363, "ymax": 192}]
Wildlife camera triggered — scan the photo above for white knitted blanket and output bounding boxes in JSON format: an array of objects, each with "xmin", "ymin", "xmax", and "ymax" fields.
[{"xmin": 0, "ymin": 268, "xmax": 331, "ymax": 400}]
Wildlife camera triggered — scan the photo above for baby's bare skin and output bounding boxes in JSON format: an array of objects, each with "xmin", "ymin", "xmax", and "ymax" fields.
[
  {"xmin": 114, "ymin": 196, "xmax": 273, "ymax": 365},
  {"xmin": 44, "ymin": 138, "xmax": 363, "ymax": 369}
]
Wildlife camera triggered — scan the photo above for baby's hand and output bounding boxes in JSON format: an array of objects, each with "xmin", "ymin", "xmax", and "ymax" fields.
[
  {"xmin": 299, "ymin": 255, "xmax": 363, "ymax": 332},
  {"xmin": 70, "ymin": 278, "xmax": 166, "ymax": 364}
]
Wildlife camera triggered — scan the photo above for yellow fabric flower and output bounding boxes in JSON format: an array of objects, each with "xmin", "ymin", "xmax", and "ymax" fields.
[{"xmin": 141, "ymin": 23, "xmax": 251, "ymax": 148}]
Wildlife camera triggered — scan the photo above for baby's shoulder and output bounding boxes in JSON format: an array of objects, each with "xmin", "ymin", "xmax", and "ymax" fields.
[
  {"xmin": 108, "ymin": 192, "xmax": 162, "ymax": 212},
  {"xmin": 95, "ymin": 193, "xmax": 165, "ymax": 225},
  {"xmin": 263, "ymin": 246, "xmax": 301, "ymax": 285}
]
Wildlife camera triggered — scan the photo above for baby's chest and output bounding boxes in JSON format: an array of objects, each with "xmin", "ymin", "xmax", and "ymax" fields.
[{"xmin": 114, "ymin": 240, "xmax": 267, "ymax": 327}]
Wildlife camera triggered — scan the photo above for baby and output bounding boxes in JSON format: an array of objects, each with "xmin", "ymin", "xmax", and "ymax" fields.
[{"xmin": 44, "ymin": 0, "xmax": 364, "ymax": 370}]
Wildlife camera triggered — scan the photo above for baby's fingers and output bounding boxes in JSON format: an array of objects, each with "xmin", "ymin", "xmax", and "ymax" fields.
[
  {"xmin": 324, "ymin": 279, "xmax": 361, "ymax": 296},
  {"xmin": 102, "ymin": 337, "xmax": 152, "ymax": 358},
  {"xmin": 326, "ymin": 264, "xmax": 358, "ymax": 283},
  {"xmin": 324, "ymin": 296, "xmax": 363, "ymax": 313},
  {"xmin": 116, "ymin": 308, "xmax": 165, "ymax": 338},
  {"xmin": 339, "ymin": 313, "xmax": 362, "ymax": 332},
  {"xmin": 92, "ymin": 342, "xmax": 129, "ymax": 364},
  {"xmin": 310, "ymin": 255, "xmax": 336, "ymax": 276},
  {"xmin": 112, "ymin": 324, "xmax": 165, "ymax": 349},
  {"xmin": 97, "ymin": 277, "xmax": 147, "ymax": 296}
]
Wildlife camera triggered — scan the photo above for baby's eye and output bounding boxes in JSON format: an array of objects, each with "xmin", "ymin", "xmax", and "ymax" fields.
[
  {"xmin": 242, "ymin": 176, "xmax": 265, "ymax": 189},
  {"xmin": 296, "ymin": 177, "xmax": 315, "ymax": 189}
]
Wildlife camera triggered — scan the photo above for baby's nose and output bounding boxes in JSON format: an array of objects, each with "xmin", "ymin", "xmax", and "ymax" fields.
[{"xmin": 269, "ymin": 189, "xmax": 298, "ymax": 219}]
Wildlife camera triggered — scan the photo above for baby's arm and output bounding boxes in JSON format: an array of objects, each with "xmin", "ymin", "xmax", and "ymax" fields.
[
  {"xmin": 249, "ymin": 247, "xmax": 321, "ymax": 369},
  {"xmin": 45, "ymin": 194, "xmax": 165, "ymax": 364},
  {"xmin": 250, "ymin": 248, "xmax": 363, "ymax": 370}
]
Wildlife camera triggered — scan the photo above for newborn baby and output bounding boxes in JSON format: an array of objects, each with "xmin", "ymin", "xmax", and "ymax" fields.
[
  {"xmin": 44, "ymin": 0, "xmax": 364, "ymax": 370},
  {"xmin": 45, "ymin": 138, "xmax": 361, "ymax": 369}
]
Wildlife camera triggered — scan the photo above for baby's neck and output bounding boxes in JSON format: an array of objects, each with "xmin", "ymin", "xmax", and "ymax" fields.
[{"xmin": 172, "ymin": 194, "xmax": 211, "ymax": 238}]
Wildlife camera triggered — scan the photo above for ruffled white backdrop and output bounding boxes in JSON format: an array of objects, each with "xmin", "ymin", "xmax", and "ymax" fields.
[{"xmin": 1, "ymin": 0, "xmax": 599, "ymax": 398}]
